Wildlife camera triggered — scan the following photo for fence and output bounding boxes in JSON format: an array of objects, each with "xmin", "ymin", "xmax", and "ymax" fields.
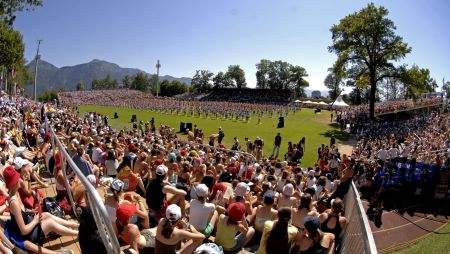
[
  {"xmin": 45, "ymin": 118, "xmax": 121, "ymax": 254},
  {"xmin": 338, "ymin": 181, "xmax": 378, "ymax": 254}
]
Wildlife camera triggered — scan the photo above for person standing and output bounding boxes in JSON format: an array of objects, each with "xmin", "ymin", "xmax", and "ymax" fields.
[
  {"xmin": 218, "ymin": 127, "xmax": 225, "ymax": 144},
  {"xmin": 271, "ymin": 133, "xmax": 282, "ymax": 159}
]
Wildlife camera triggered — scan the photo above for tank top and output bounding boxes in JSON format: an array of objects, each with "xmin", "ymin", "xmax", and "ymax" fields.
[
  {"xmin": 321, "ymin": 215, "xmax": 342, "ymax": 241},
  {"xmin": 146, "ymin": 179, "xmax": 166, "ymax": 212},
  {"xmin": 215, "ymin": 219, "xmax": 239, "ymax": 250},
  {"xmin": 154, "ymin": 238, "xmax": 177, "ymax": 254},
  {"xmin": 301, "ymin": 238, "xmax": 328, "ymax": 254}
]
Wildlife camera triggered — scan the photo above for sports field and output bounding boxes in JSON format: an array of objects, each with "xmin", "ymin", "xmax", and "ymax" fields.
[{"xmin": 79, "ymin": 106, "xmax": 349, "ymax": 166}]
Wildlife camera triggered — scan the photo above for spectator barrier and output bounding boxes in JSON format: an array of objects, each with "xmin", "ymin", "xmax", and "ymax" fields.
[
  {"xmin": 339, "ymin": 182, "xmax": 378, "ymax": 254},
  {"xmin": 45, "ymin": 117, "xmax": 121, "ymax": 254}
]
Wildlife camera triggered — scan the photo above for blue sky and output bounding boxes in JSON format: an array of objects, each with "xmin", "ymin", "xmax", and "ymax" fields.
[{"xmin": 14, "ymin": 0, "xmax": 450, "ymax": 91}]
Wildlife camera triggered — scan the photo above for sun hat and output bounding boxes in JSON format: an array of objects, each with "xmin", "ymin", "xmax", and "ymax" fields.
[
  {"xmin": 110, "ymin": 179, "xmax": 124, "ymax": 192},
  {"xmin": 156, "ymin": 164, "xmax": 168, "ymax": 176},
  {"xmin": 227, "ymin": 202, "xmax": 246, "ymax": 223},
  {"xmin": 116, "ymin": 204, "xmax": 136, "ymax": 223},
  {"xmin": 166, "ymin": 204, "xmax": 182, "ymax": 223},
  {"xmin": 168, "ymin": 152, "xmax": 176, "ymax": 162},
  {"xmin": 234, "ymin": 182, "xmax": 250, "ymax": 197},
  {"xmin": 195, "ymin": 184, "xmax": 209, "ymax": 198},
  {"xmin": 86, "ymin": 174, "xmax": 97, "ymax": 186},
  {"xmin": 13, "ymin": 157, "xmax": 31, "ymax": 170},
  {"xmin": 3, "ymin": 165, "xmax": 20, "ymax": 189},
  {"xmin": 283, "ymin": 183, "xmax": 295, "ymax": 197}
]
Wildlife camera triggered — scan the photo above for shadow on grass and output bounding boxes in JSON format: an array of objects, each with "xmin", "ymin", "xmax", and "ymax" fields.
[{"xmin": 319, "ymin": 128, "xmax": 349, "ymax": 142}]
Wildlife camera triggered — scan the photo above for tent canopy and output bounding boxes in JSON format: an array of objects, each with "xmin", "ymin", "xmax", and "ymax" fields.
[
  {"xmin": 332, "ymin": 95, "xmax": 349, "ymax": 107},
  {"xmin": 318, "ymin": 101, "xmax": 328, "ymax": 105}
]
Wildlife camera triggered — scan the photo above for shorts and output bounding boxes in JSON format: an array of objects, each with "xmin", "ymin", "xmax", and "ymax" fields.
[
  {"xmin": 223, "ymin": 233, "xmax": 247, "ymax": 252},
  {"xmin": 140, "ymin": 229, "xmax": 156, "ymax": 248},
  {"xmin": 201, "ymin": 223, "xmax": 214, "ymax": 237},
  {"xmin": 29, "ymin": 224, "xmax": 45, "ymax": 244}
]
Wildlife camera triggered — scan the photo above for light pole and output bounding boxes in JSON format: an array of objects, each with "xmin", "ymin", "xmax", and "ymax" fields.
[
  {"xmin": 156, "ymin": 60, "xmax": 161, "ymax": 97},
  {"xmin": 34, "ymin": 40, "xmax": 42, "ymax": 101}
]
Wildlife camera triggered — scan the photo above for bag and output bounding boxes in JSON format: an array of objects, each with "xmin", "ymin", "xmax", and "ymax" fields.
[{"xmin": 43, "ymin": 197, "xmax": 65, "ymax": 218}]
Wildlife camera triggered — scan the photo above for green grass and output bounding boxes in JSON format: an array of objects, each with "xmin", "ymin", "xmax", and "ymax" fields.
[
  {"xmin": 79, "ymin": 106, "xmax": 349, "ymax": 166},
  {"xmin": 388, "ymin": 223, "xmax": 450, "ymax": 254}
]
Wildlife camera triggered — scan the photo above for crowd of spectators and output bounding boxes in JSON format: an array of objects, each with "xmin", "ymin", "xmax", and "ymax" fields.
[{"xmin": 200, "ymin": 89, "xmax": 292, "ymax": 105}]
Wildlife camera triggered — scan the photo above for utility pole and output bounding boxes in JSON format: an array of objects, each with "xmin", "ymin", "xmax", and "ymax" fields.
[
  {"xmin": 156, "ymin": 60, "xmax": 161, "ymax": 97},
  {"xmin": 34, "ymin": 40, "xmax": 42, "ymax": 101}
]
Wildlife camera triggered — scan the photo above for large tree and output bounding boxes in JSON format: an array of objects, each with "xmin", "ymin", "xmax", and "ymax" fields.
[
  {"xmin": 329, "ymin": 3, "xmax": 411, "ymax": 119},
  {"xmin": 0, "ymin": 21, "xmax": 24, "ymax": 71},
  {"xmin": 324, "ymin": 68, "xmax": 343, "ymax": 100},
  {"xmin": 400, "ymin": 65, "xmax": 434, "ymax": 100},
  {"xmin": 191, "ymin": 70, "xmax": 213, "ymax": 92},
  {"xmin": 213, "ymin": 71, "xmax": 233, "ymax": 88},
  {"xmin": 132, "ymin": 72, "xmax": 151, "ymax": 92},
  {"xmin": 0, "ymin": 0, "xmax": 43, "ymax": 25},
  {"xmin": 226, "ymin": 65, "xmax": 247, "ymax": 88}
]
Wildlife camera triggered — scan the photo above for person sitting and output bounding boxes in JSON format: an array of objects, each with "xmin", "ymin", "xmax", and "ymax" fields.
[
  {"xmin": 155, "ymin": 204, "xmax": 204, "ymax": 254},
  {"xmin": 291, "ymin": 193, "xmax": 319, "ymax": 229},
  {"xmin": 117, "ymin": 155, "xmax": 146, "ymax": 194},
  {"xmin": 146, "ymin": 165, "xmax": 187, "ymax": 219},
  {"xmin": 276, "ymin": 184, "xmax": 297, "ymax": 209},
  {"xmin": 319, "ymin": 198, "xmax": 347, "ymax": 245},
  {"xmin": 3, "ymin": 166, "xmax": 78, "ymax": 251},
  {"xmin": 248, "ymin": 191, "xmax": 277, "ymax": 248},
  {"xmin": 298, "ymin": 216, "xmax": 335, "ymax": 254},
  {"xmin": 257, "ymin": 207, "xmax": 300, "ymax": 254},
  {"xmin": 215, "ymin": 202, "xmax": 255, "ymax": 253},
  {"xmin": 189, "ymin": 184, "xmax": 218, "ymax": 238},
  {"xmin": 113, "ymin": 204, "xmax": 156, "ymax": 252}
]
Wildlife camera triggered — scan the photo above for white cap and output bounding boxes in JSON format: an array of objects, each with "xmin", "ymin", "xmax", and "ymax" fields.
[
  {"xmin": 308, "ymin": 170, "xmax": 315, "ymax": 177},
  {"xmin": 110, "ymin": 179, "xmax": 124, "ymax": 192},
  {"xmin": 234, "ymin": 182, "xmax": 250, "ymax": 197},
  {"xmin": 156, "ymin": 164, "xmax": 168, "ymax": 176},
  {"xmin": 283, "ymin": 183, "xmax": 294, "ymax": 197},
  {"xmin": 13, "ymin": 157, "xmax": 31, "ymax": 170},
  {"xmin": 195, "ymin": 184, "xmax": 209, "ymax": 198},
  {"xmin": 230, "ymin": 157, "xmax": 236, "ymax": 163},
  {"xmin": 166, "ymin": 204, "xmax": 182, "ymax": 222},
  {"xmin": 253, "ymin": 163, "xmax": 260, "ymax": 168}
]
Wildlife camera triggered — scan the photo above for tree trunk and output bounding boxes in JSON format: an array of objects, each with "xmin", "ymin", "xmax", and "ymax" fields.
[{"xmin": 369, "ymin": 73, "xmax": 377, "ymax": 120}]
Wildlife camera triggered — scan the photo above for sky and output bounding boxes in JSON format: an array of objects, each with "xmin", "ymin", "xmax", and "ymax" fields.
[{"xmin": 13, "ymin": 0, "xmax": 450, "ymax": 91}]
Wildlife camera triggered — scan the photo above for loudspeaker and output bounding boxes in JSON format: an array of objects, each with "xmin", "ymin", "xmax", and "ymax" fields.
[
  {"xmin": 277, "ymin": 117, "xmax": 284, "ymax": 128},
  {"xmin": 114, "ymin": 112, "xmax": 118, "ymax": 119},
  {"xmin": 180, "ymin": 122, "xmax": 185, "ymax": 133},
  {"xmin": 186, "ymin": 123, "xmax": 193, "ymax": 131},
  {"xmin": 130, "ymin": 114, "xmax": 137, "ymax": 123}
]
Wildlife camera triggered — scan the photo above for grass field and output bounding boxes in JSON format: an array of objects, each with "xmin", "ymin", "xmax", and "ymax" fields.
[
  {"xmin": 79, "ymin": 106, "xmax": 349, "ymax": 166},
  {"xmin": 388, "ymin": 223, "xmax": 450, "ymax": 254}
]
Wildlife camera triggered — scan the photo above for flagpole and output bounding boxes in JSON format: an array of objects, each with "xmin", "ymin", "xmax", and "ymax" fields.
[{"xmin": 34, "ymin": 40, "xmax": 42, "ymax": 101}]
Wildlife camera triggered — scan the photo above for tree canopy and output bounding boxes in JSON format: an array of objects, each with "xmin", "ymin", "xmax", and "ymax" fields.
[
  {"xmin": 329, "ymin": 3, "xmax": 411, "ymax": 119},
  {"xmin": 91, "ymin": 75, "xmax": 118, "ymax": 90},
  {"xmin": 191, "ymin": 70, "xmax": 213, "ymax": 92},
  {"xmin": 0, "ymin": 21, "xmax": 24, "ymax": 70},
  {"xmin": 0, "ymin": 0, "xmax": 43, "ymax": 26},
  {"xmin": 324, "ymin": 68, "xmax": 343, "ymax": 100},
  {"xmin": 160, "ymin": 80, "xmax": 188, "ymax": 97}
]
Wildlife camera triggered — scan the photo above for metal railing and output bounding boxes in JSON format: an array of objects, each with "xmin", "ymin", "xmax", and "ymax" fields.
[
  {"xmin": 338, "ymin": 181, "xmax": 378, "ymax": 254},
  {"xmin": 45, "ymin": 118, "xmax": 120, "ymax": 254}
]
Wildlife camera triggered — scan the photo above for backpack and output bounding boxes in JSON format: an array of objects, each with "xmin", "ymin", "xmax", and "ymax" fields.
[{"xmin": 43, "ymin": 197, "xmax": 65, "ymax": 218}]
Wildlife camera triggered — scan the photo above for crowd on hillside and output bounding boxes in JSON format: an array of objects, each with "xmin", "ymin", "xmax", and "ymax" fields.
[{"xmin": 200, "ymin": 89, "xmax": 292, "ymax": 104}]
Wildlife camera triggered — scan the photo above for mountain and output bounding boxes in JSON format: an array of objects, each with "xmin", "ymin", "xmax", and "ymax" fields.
[{"xmin": 25, "ymin": 59, "xmax": 191, "ymax": 96}]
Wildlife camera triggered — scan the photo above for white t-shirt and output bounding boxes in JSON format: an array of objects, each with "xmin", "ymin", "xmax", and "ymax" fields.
[
  {"xmin": 189, "ymin": 199, "xmax": 215, "ymax": 231},
  {"xmin": 92, "ymin": 147, "xmax": 103, "ymax": 163},
  {"xmin": 378, "ymin": 149, "xmax": 387, "ymax": 161},
  {"xmin": 105, "ymin": 159, "xmax": 119, "ymax": 176},
  {"xmin": 388, "ymin": 148, "xmax": 399, "ymax": 159}
]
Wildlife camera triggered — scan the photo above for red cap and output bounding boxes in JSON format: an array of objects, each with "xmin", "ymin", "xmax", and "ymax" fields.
[
  {"xmin": 116, "ymin": 204, "xmax": 136, "ymax": 223},
  {"xmin": 45, "ymin": 132, "xmax": 51, "ymax": 139},
  {"xmin": 128, "ymin": 144, "xmax": 136, "ymax": 152},
  {"xmin": 180, "ymin": 150, "xmax": 187, "ymax": 156},
  {"xmin": 3, "ymin": 166, "xmax": 20, "ymax": 189},
  {"xmin": 154, "ymin": 159, "xmax": 163, "ymax": 166},
  {"xmin": 227, "ymin": 202, "xmax": 246, "ymax": 223}
]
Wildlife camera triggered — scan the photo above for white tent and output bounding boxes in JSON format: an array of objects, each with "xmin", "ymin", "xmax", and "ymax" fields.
[
  {"xmin": 303, "ymin": 100, "xmax": 313, "ymax": 104},
  {"xmin": 294, "ymin": 99, "xmax": 302, "ymax": 103},
  {"xmin": 318, "ymin": 101, "xmax": 329, "ymax": 105},
  {"xmin": 332, "ymin": 95, "xmax": 349, "ymax": 107}
]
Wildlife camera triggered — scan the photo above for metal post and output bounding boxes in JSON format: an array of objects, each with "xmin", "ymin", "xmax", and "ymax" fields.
[
  {"xmin": 156, "ymin": 60, "xmax": 161, "ymax": 97},
  {"xmin": 34, "ymin": 40, "xmax": 42, "ymax": 101}
]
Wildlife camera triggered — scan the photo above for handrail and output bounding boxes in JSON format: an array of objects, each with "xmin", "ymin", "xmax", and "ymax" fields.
[
  {"xmin": 353, "ymin": 181, "xmax": 378, "ymax": 253},
  {"xmin": 45, "ymin": 117, "xmax": 121, "ymax": 254}
]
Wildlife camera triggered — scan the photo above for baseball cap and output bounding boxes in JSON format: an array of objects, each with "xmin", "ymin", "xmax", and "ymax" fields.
[
  {"xmin": 303, "ymin": 216, "xmax": 321, "ymax": 232},
  {"xmin": 227, "ymin": 202, "xmax": 246, "ymax": 223},
  {"xmin": 168, "ymin": 152, "xmax": 176, "ymax": 162},
  {"xmin": 195, "ymin": 184, "xmax": 209, "ymax": 198},
  {"xmin": 86, "ymin": 174, "xmax": 96, "ymax": 186},
  {"xmin": 283, "ymin": 184, "xmax": 295, "ymax": 197},
  {"xmin": 234, "ymin": 182, "xmax": 250, "ymax": 197},
  {"xmin": 116, "ymin": 204, "xmax": 136, "ymax": 223},
  {"xmin": 3, "ymin": 165, "xmax": 20, "ymax": 189},
  {"xmin": 166, "ymin": 204, "xmax": 182, "ymax": 223},
  {"xmin": 156, "ymin": 164, "xmax": 168, "ymax": 176},
  {"xmin": 263, "ymin": 191, "xmax": 275, "ymax": 204},
  {"xmin": 154, "ymin": 159, "xmax": 163, "ymax": 166},
  {"xmin": 13, "ymin": 157, "xmax": 31, "ymax": 170},
  {"xmin": 110, "ymin": 179, "xmax": 124, "ymax": 192}
]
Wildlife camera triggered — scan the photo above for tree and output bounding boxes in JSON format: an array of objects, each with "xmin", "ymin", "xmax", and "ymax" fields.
[
  {"xmin": 324, "ymin": 68, "xmax": 343, "ymax": 100},
  {"xmin": 160, "ymin": 80, "xmax": 188, "ymax": 97},
  {"xmin": 38, "ymin": 89, "xmax": 58, "ymax": 102},
  {"xmin": 0, "ymin": 0, "xmax": 43, "ymax": 26},
  {"xmin": 132, "ymin": 72, "xmax": 151, "ymax": 92},
  {"xmin": 226, "ymin": 65, "xmax": 247, "ymax": 88},
  {"xmin": 213, "ymin": 71, "xmax": 232, "ymax": 88},
  {"xmin": 400, "ymin": 65, "xmax": 434, "ymax": 100},
  {"xmin": 122, "ymin": 75, "xmax": 131, "ymax": 88},
  {"xmin": 191, "ymin": 70, "xmax": 213, "ymax": 92},
  {"xmin": 0, "ymin": 22, "xmax": 24, "ymax": 71},
  {"xmin": 76, "ymin": 80, "xmax": 84, "ymax": 91},
  {"xmin": 255, "ymin": 59, "xmax": 271, "ymax": 89},
  {"xmin": 329, "ymin": 3, "xmax": 411, "ymax": 119},
  {"xmin": 311, "ymin": 90, "xmax": 322, "ymax": 98},
  {"xmin": 289, "ymin": 65, "xmax": 309, "ymax": 97},
  {"xmin": 91, "ymin": 75, "xmax": 118, "ymax": 90}
]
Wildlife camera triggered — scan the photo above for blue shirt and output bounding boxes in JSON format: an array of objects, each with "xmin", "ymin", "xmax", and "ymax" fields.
[{"xmin": 71, "ymin": 155, "xmax": 93, "ymax": 177}]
